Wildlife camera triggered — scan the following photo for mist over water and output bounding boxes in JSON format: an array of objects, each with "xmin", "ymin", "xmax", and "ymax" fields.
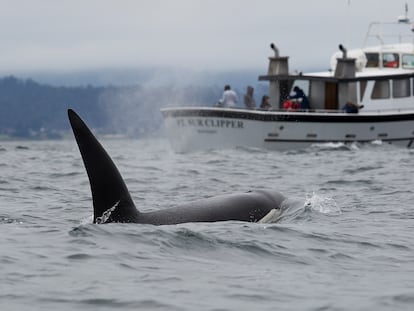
[
  {"xmin": 99, "ymin": 70, "xmax": 223, "ymax": 137},
  {"xmin": 1, "ymin": 139, "xmax": 414, "ymax": 310},
  {"xmin": 92, "ymin": 68, "xmax": 267, "ymax": 137}
]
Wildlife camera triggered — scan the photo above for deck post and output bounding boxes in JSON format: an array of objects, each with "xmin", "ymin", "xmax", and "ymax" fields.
[
  {"xmin": 267, "ymin": 57, "xmax": 289, "ymax": 108},
  {"xmin": 267, "ymin": 44, "xmax": 289, "ymax": 109},
  {"xmin": 334, "ymin": 47, "xmax": 357, "ymax": 108},
  {"xmin": 334, "ymin": 58, "xmax": 356, "ymax": 79}
]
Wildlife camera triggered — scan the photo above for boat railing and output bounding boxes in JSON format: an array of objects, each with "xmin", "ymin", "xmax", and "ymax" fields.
[
  {"xmin": 362, "ymin": 21, "xmax": 414, "ymax": 47},
  {"xmin": 163, "ymin": 105, "xmax": 414, "ymax": 115},
  {"xmin": 358, "ymin": 107, "xmax": 414, "ymax": 114},
  {"xmin": 222, "ymin": 106, "xmax": 414, "ymax": 115},
  {"xmin": 264, "ymin": 107, "xmax": 414, "ymax": 115}
]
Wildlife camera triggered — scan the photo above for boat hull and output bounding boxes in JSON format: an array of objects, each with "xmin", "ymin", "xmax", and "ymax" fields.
[{"xmin": 161, "ymin": 107, "xmax": 414, "ymax": 152}]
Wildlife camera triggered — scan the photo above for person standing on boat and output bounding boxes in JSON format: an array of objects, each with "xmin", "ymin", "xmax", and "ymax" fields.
[
  {"xmin": 288, "ymin": 86, "xmax": 310, "ymax": 110},
  {"xmin": 260, "ymin": 95, "xmax": 271, "ymax": 110},
  {"xmin": 218, "ymin": 85, "xmax": 238, "ymax": 107},
  {"xmin": 243, "ymin": 86, "xmax": 256, "ymax": 109}
]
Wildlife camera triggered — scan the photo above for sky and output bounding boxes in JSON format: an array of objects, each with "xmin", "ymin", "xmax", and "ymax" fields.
[{"xmin": 0, "ymin": 0, "xmax": 413, "ymax": 76}]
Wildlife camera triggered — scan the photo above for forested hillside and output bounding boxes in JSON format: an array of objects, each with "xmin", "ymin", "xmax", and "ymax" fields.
[{"xmin": 0, "ymin": 76, "xmax": 225, "ymax": 139}]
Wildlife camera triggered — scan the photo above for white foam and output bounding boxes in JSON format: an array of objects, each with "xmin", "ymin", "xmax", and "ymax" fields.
[
  {"xmin": 257, "ymin": 208, "xmax": 282, "ymax": 223},
  {"xmin": 304, "ymin": 192, "xmax": 341, "ymax": 215},
  {"xmin": 95, "ymin": 200, "xmax": 120, "ymax": 224}
]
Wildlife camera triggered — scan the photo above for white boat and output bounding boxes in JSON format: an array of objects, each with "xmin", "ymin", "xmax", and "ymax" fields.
[{"xmin": 161, "ymin": 14, "xmax": 414, "ymax": 152}]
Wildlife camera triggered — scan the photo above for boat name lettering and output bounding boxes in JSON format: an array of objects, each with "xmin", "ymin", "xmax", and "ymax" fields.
[{"xmin": 176, "ymin": 118, "xmax": 244, "ymax": 129}]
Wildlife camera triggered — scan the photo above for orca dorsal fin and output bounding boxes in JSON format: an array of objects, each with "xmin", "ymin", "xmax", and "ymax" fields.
[{"xmin": 68, "ymin": 109, "xmax": 139, "ymax": 223}]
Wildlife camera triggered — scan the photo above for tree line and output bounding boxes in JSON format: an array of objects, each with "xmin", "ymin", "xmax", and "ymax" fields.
[{"xmin": 0, "ymin": 76, "xmax": 223, "ymax": 139}]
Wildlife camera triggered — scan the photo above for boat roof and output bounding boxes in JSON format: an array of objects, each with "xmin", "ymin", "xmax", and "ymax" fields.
[
  {"xmin": 306, "ymin": 67, "xmax": 413, "ymax": 78},
  {"xmin": 259, "ymin": 70, "xmax": 414, "ymax": 83}
]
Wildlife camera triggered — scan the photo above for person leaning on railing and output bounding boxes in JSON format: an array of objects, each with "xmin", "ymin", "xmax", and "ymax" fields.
[
  {"xmin": 216, "ymin": 84, "xmax": 238, "ymax": 107},
  {"xmin": 342, "ymin": 102, "xmax": 364, "ymax": 113},
  {"xmin": 260, "ymin": 95, "xmax": 271, "ymax": 110}
]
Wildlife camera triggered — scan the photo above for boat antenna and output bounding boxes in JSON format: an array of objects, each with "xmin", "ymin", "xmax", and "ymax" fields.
[
  {"xmin": 270, "ymin": 43, "xmax": 279, "ymax": 57},
  {"xmin": 346, "ymin": 0, "xmax": 352, "ymax": 48},
  {"xmin": 398, "ymin": 3, "xmax": 410, "ymax": 23}
]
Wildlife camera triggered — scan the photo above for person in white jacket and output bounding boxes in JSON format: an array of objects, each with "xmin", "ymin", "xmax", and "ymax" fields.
[{"xmin": 218, "ymin": 85, "xmax": 238, "ymax": 107}]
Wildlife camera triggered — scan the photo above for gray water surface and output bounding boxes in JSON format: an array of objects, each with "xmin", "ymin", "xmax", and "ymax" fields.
[{"xmin": 1, "ymin": 139, "xmax": 414, "ymax": 311}]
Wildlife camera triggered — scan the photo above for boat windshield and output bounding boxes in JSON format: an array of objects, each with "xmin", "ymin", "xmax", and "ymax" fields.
[
  {"xmin": 366, "ymin": 53, "xmax": 379, "ymax": 67},
  {"xmin": 365, "ymin": 51, "xmax": 411, "ymax": 69},
  {"xmin": 402, "ymin": 54, "xmax": 414, "ymax": 68},
  {"xmin": 383, "ymin": 53, "xmax": 399, "ymax": 68}
]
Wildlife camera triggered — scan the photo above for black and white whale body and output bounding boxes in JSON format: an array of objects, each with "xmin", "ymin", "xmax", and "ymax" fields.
[{"xmin": 68, "ymin": 109, "xmax": 286, "ymax": 224}]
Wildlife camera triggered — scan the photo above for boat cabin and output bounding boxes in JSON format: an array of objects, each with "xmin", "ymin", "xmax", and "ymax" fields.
[{"xmin": 259, "ymin": 42, "xmax": 414, "ymax": 113}]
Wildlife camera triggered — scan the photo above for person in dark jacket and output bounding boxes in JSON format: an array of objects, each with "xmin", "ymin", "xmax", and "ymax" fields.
[
  {"xmin": 343, "ymin": 102, "xmax": 364, "ymax": 113},
  {"xmin": 288, "ymin": 86, "xmax": 310, "ymax": 109}
]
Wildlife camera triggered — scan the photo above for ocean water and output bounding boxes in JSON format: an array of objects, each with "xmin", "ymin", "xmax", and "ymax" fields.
[{"xmin": 1, "ymin": 138, "xmax": 414, "ymax": 311}]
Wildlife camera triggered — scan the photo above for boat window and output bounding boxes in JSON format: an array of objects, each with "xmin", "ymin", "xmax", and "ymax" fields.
[
  {"xmin": 382, "ymin": 53, "xmax": 399, "ymax": 68},
  {"xmin": 290, "ymin": 80, "xmax": 309, "ymax": 95},
  {"xmin": 393, "ymin": 78, "xmax": 411, "ymax": 98},
  {"xmin": 402, "ymin": 54, "xmax": 414, "ymax": 69},
  {"xmin": 371, "ymin": 80, "xmax": 390, "ymax": 99},
  {"xmin": 365, "ymin": 53, "xmax": 379, "ymax": 67}
]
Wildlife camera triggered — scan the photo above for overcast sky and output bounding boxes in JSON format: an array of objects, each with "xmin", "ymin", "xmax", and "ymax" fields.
[{"xmin": 0, "ymin": 0, "xmax": 412, "ymax": 75}]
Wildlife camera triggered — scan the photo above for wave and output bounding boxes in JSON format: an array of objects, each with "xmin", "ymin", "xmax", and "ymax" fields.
[
  {"xmin": 310, "ymin": 142, "xmax": 360, "ymax": 151},
  {"xmin": 14, "ymin": 145, "xmax": 30, "ymax": 150},
  {"xmin": 304, "ymin": 192, "xmax": 342, "ymax": 214},
  {"xmin": 274, "ymin": 193, "xmax": 341, "ymax": 225},
  {"xmin": 0, "ymin": 215, "xmax": 25, "ymax": 225}
]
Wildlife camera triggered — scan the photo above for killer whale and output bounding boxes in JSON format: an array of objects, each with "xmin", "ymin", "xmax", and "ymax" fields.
[{"xmin": 68, "ymin": 109, "xmax": 286, "ymax": 224}]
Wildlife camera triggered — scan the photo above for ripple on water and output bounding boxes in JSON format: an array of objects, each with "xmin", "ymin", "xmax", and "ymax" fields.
[
  {"xmin": 1, "ymin": 139, "xmax": 414, "ymax": 311},
  {"xmin": 0, "ymin": 216, "xmax": 25, "ymax": 224}
]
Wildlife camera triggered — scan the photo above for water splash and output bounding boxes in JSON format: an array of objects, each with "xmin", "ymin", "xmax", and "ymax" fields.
[
  {"xmin": 371, "ymin": 139, "xmax": 383, "ymax": 146},
  {"xmin": 95, "ymin": 201, "xmax": 120, "ymax": 224},
  {"xmin": 257, "ymin": 209, "xmax": 282, "ymax": 224},
  {"xmin": 310, "ymin": 142, "xmax": 360, "ymax": 151},
  {"xmin": 304, "ymin": 192, "xmax": 341, "ymax": 215},
  {"xmin": 80, "ymin": 215, "xmax": 94, "ymax": 225}
]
